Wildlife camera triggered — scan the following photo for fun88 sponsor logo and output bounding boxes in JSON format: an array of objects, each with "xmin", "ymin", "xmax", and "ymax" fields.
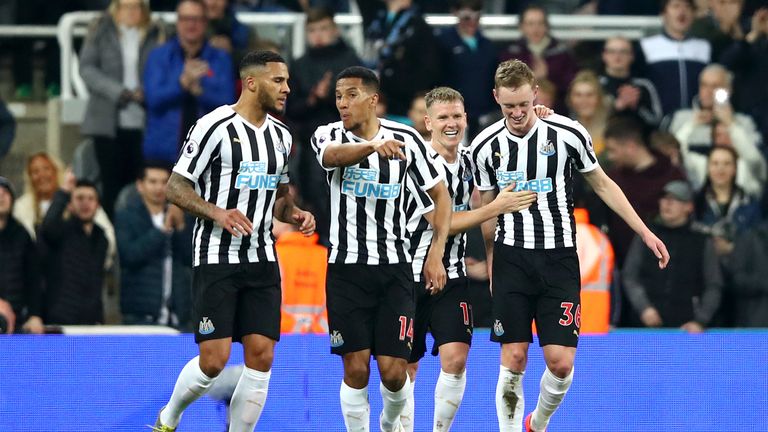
[
  {"xmin": 235, "ymin": 161, "xmax": 281, "ymax": 190},
  {"xmin": 496, "ymin": 170, "xmax": 553, "ymax": 193},
  {"xmin": 342, "ymin": 167, "xmax": 402, "ymax": 200}
]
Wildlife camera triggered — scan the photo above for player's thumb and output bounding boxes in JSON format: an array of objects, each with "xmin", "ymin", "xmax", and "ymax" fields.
[{"xmin": 501, "ymin": 182, "xmax": 516, "ymax": 192}]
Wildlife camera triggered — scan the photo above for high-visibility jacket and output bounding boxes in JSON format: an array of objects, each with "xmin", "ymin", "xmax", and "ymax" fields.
[
  {"xmin": 533, "ymin": 208, "xmax": 613, "ymax": 335},
  {"xmin": 276, "ymin": 232, "xmax": 328, "ymax": 334}
]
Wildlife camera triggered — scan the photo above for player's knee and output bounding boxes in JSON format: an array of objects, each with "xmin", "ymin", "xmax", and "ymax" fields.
[
  {"xmin": 344, "ymin": 361, "xmax": 370, "ymax": 386},
  {"xmin": 547, "ymin": 360, "xmax": 574, "ymax": 379},
  {"xmin": 501, "ymin": 348, "xmax": 527, "ymax": 370},
  {"xmin": 199, "ymin": 355, "xmax": 228, "ymax": 378},
  {"xmin": 441, "ymin": 356, "xmax": 467, "ymax": 375},
  {"xmin": 379, "ymin": 365, "xmax": 407, "ymax": 390},
  {"xmin": 244, "ymin": 347, "xmax": 274, "ymax": 371}
]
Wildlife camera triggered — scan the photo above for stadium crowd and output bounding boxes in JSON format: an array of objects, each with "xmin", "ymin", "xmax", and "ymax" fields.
[{"xmin": 2, "ymin": 0, "xmax": 768, "ymax": 337}]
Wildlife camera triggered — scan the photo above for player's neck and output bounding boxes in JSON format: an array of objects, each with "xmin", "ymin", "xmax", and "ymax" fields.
[
  {"xmin": 232, "ymin": 99, "xmax": 268, "ymax": 128},
  {"xmin": 431, "ymin": 141, "xmax": 458, "ymax": 164},
  {"xmin": 358, "ymin": 116, "xmax": 380, "ymax": 141}
]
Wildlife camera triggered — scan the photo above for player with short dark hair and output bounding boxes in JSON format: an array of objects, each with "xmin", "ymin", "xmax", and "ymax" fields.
[
  {"xmin": 152, "ymin": 50, "xmax": 315, "ymax": 432},
  {"xmin": 311, "ymin": 66, "xmax": 452, "ymax": 432},
  {"xmin": 472, "ymin": 59, "xmax": 670, "ymax": 432}
]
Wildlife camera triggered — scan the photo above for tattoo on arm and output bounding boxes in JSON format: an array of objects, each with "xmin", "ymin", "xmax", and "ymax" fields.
[{"xmin": 166, "ymin": 173, "xmax": 218, "ymax": 221}]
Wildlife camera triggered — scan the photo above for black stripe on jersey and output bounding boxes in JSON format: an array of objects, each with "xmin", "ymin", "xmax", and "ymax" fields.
[
  {"xmin": 257, "ymin": 126, "xmax": 279, "ymax": 262},
  {"xmin": 505, "ymin": 138, "xmax": 524, "ymax": 246},
  {"xmin": 270, "ymin": 116, "xmax": 290, "ymax": 134},
  {"xmin": 541, "ymin": 118, "xmax": 597, "ymax": 165},
  {"xmin": 376, "ymin": 156, "xmax": 391, "ymax": 261},
  {"xmin": 490, "ymin": 137, "xmax": 505, "ymax": 240},
  {"xmin": 186, "ymin": 112, "xmax": 236, "ymax": 177},
  {"xmin": 335, "ymin": 132, "xmax": 351, "ymax": 263},
  {"xmin": 217, "ymin": 124, "xmax": 244, "ymax": 263},
  {"xmin": 471, "ymin": 123, "xmax": 505, "ymax": 186},
  {"xmin": 238, "ymin": 126, "xmax": 261, "ymax": 263},
  {"xmin": 199, "ymin": 145, "xmax": 224, "ymax": 263},
  {"xmin": 354, "ymin": 158, "xmax": 369, "ymax": 264},
  {"xmin": 546, "ymin": 126, "xmax": 566, "ymax": 248},
  {"xmin": 526, "ymin": 130, "xmax": 545, "ymax": 248},
  {"xmin": 565, "ymin": 161, "xmax": 577, "ymax": 246},
  {"xmin": 391, "ymin": 133, "xmax": 408, "ymax": 262}
]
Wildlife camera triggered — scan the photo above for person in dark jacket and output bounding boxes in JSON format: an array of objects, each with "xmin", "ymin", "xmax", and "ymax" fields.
[
  {"xmin": 79, "ymin": 0, "xmax": 165, "ymax": 218},
  {"xmin": 0, "ymin": 100, "xmax": 16, "ymax": 160},
  {"xmin": 40, "ymin": 176, "xmax": 108, "ymax": 325},
  {"xmin": 142, "ymin": 0, "xmax": 235, "ymax": 165},
  {"xmin": 116, "ymin": 163, "xmax": 193, "ymax": 330},
  {"xmin": 436, "ymin": 0, "xmax": 499, "ymax": 140},
  {"xmin": 499, "ymin": 4, "xmax": 578, "ymax": 113},
  {"xmin": 205, "ymin": 0, "xmax": 254, "ymax": 71},
  {"xmin": 363, "ymin": 0, "xmax": 442, "ymax": 116},
  {"xmin": 0, "ymin": 176, "xmax": 44, "ymax": 334},
  {"xmin": 286, "ymin": 7, "xmax": 361, "ymax": 246},
  {"xmin": 622, "ymin": 180, "xmax": 722, "ymax": 331},
  {"xmin": 727, "ymin": 219, "xmax": 768, "ymax": 327}
]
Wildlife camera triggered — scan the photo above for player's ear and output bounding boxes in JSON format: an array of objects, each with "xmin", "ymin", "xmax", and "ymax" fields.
[
  {"xmin": 493, "ymin": 88, "xmax": 499, "ymax": 104},
  {"xmin": 370, "ymin": 92, "xmax": 379, "ymax": 108},
  {"xmin": 425, "ymin": 113, "xmax": 433, "ymax": 133}
]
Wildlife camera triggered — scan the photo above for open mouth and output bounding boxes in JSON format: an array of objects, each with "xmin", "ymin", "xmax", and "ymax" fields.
[
  {"xmin": 444, "ymin": 130, "xmax": 459, "ymax": 137},
  {"xmin": 510, "ymin": 115, "xmax": 525, "ymax": 123}
]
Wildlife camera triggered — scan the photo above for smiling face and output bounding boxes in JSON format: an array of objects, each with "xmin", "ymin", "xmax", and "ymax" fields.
[
  {"xmin": 426, "ymin": 100, "xmax": 467, "ymax": 155},
  {"xmin": 28, "ymin": 155, "xmax": 59, "ymax": 199},
  {"xmin": 494, "ymin": 84, "xmax": 538, "ymax": 135},
  {"xmin": 335, "ymin": 77, "xmax": 378, "ymax": 133}
]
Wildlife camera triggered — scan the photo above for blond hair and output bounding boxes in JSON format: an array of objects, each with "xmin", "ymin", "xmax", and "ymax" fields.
[
  {"xmin": 424, "ymin": 87, "xmax": 464, "ymax": 110},
  {"xmin": 494, "ymin": 59, "xmax": 536, "ymax": 90}
]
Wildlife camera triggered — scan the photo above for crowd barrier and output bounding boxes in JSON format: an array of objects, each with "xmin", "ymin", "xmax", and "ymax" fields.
[{"xmin": 1, "ymin": 331, "xmax": 766, "ymax": 431}]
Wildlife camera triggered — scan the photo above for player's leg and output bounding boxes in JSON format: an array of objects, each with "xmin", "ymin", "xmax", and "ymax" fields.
[
  {"xmin": 327, "ymin": 264, "xmax": 380, "ymax": 431},
  {"xmin": 527, "ymin": 248, "xmax": 581, "ymax": 432},
  {"xmin": 491, "ymin": 244, "xmax": 537, "ymax": 432},
  {"xmin": 228, "ymin": 263, "xmax": 282, "ymax": 432},
  {"xmin": 401, "ymin": 280, "xmax": 430, "ymax": 432},
  {"xmin": 158, "ymin": 264, "xmax": 239, "ymax": 429},
  {"xmin": 375, "ymin": 263, "xmax": 416, "ymax": 432},
  {"xmin": 430, "ymin": 277, "xmax": 474, "ymax": 431}
]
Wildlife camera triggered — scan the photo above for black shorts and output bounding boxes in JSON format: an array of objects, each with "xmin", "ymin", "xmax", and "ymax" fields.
[
  {"xmin": 409, "ymin": 276, "xmax": 473, "ymax": 363},
  {"xmin": 491, "ymin": 244, "xmax": 581, "ymax": 347},
  {"xmin": 192, "ymin": 262, "xmax": 281, "ymax": 344},
  {"xmin": 326, "ymin": 263, "xmax": 414, "ymax": 360}
]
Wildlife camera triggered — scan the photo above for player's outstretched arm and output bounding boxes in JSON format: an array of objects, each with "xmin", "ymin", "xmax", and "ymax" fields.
[
  {"xmin": 423, "ymin": 181, "xmax": 451, "ymax": 293},
  {"xmin": 274, "ymin": 184, "xmax": 316, "ymax": 236},
  {"xmin": 448, "ymin": 183, "xmax": 537, "ymax": 235},
  {"xmin": 582, "ymin": 167, "xmax": 670, "ymax": 268},
  {"xmin": 166, "ymin": 172, "xmax": 253, "ymax": 238},
  {"xmin": 321, "ymin": 140, "xmax": 406, "ymax": 167}
]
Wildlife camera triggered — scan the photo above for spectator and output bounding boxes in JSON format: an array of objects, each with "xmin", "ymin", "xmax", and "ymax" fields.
[
  {"xmin": 500, "ymin": 4, "xmax": 578, "ymax": 112},
  {"xmin": 0, "ymin": 177, "xmax": 44, "ymax": 334},
  {"xmin": 115, "ymin": 163, "xmax": 193, "ymax": 330},
  {"xmin": 436, "ymin": 0, "xmax": 499, "ymax": 139},
  {"xmin": 142, "ymin": 0, "xmax": 235, "ymax": 165},
  {"xmin": 599, "ymin": 36, "xmax": 663, "ymax": 128},
  {"xmin": 0, "ymin": 100, "xmax": 16, "ymax": 160},
  {"xmin": 721, "ymin": 7, "xmax": 768, "ymax": 146},
  {"xmin": 641, "ymin": 0, "xmax": 711, "ymax": 116},
  {"xmin": 622, "ymin": 180, "xmax": 722, "ymax": 331},
  {"xmin": 12, "ymin": 153, "xmax": 117, "ymax": 262},
  {"xmin": 534, "ymin": 78, "xmax": 557, "ymax": 109},
  {"xmin": 363, "ymin": 0, "xmax": 442, "ymax": 116},
  {"xmin": 651, "ymin": 131, "xmax": 684, "ymax": 168},
  {"xmin": 693, "ymin": 145, "xmax": 761, "ymax": 248},
  {"xmin": 603, "ymin": 115, "xmax": 687, "ymax": 266},
  {"xmin": 79, "ymin": 0, "xmax": 165, "ymax": 218},
  {"xmin": 668, "ymin": 63, "xmax": 766, "ymax": 197},
  {"xmin": 406, "ymin": 92, "xmax": 429, "ymax": 141},
  {"xmin": 285, "ymin": 6, "xmax": 361, "ymax": 246},
  {"xmin": 727, "ymin": 219, "xmax": 768, "ymax": 326},
  {"xmin": 40, "ymin": 176, "xmax": 109, "ymax": 325},
  {"xmin": 205, "ymin": 0, "xmax": 254, "ymax": 65},
  {"xmin": 690, "ymin": 0, "xmax": 747, "ymax": 61},
  {"xmin": 567, "ymin": 70, "xmax": 610, "ymax": 158}
]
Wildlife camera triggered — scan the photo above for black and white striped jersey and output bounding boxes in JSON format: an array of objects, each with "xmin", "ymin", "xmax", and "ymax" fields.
[
  {"xmin": 405, "ymin": 175, "xmax": 434, "ymax": 282},
  {"xmin": 173, "ymin": 105, "xmax": 292, "ymax": 266},
  {"xmin": 311, "ymin": 118, "xmax": 444, "ymax": 265},
  {"xmin": 471, "ymin": 114, "xmax": 599, "ymax": 249},
  {"xmin": 406, "ymin": 146, "xmax": 475, "ymax": 281}
]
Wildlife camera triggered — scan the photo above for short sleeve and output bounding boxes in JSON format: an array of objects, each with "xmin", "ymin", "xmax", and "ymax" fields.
[
  {"xmin": 471, "ymin": 141, "xmax": 496, "ymax": 191},
  {"xmin": 310, "ymin": 125, "xmax": 335, "ymax": 172},
  {"xmin": 277, "ymin": 126, "xmax": 292, "ymax": 184},
  {"xmin": 406, "ymin": 174, "xmax": 434, "ymax": 214},
  {"xmin": 567, "ymin": 121, "xmax": 599, "ymax": 173},
  {"xmin": 406, "ymin": 138, "xmax": 444, "ymax": 192},
  {"xmin": 173, "ymin": 120, "xmax": 221, "ymax": 183}
]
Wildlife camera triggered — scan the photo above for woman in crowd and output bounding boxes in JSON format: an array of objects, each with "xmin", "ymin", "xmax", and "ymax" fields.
[{"xmin": 79, "ymin": 0, "xmax": 164, "ymax": 217}]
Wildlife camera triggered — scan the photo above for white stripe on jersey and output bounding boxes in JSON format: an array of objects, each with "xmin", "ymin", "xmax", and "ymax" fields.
[
  {"xmin": 471, "ymin": 114, "xmax": 598, "ymax": 250},
  {"xmin": 312, "ymin": 118, "xmax": 444, "ymax": 265},
  {"xmin": 406, "ymin": 146, "xmax": 475, "ymax": 281},
  {"xmin": 173, "ymin": 105, "xmax": 292, "ymax": 266}
]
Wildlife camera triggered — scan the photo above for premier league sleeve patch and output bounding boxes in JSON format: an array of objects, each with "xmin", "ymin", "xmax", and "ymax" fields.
[{"xmin": 183, "ymin": 140, "xmax": 200, "ymax": 158}]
